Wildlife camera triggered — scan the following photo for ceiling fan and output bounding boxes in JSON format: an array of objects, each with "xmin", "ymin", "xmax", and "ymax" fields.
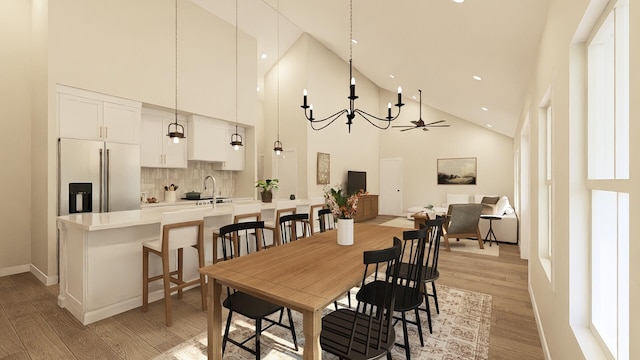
[{"xmin": 392, "ymin": 89, "xmax": 450, "ymax": 132}]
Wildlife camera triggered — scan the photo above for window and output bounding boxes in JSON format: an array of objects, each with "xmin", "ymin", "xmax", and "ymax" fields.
[
  {"xmin": 586, "ymin": 0, "xmax": 629, "ymax": 358},
  {"xmin": 538, "ymin": 90, "xmax": 552, "ymax": 278}
]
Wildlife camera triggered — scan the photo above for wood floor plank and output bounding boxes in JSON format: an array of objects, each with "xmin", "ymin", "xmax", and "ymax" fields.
[
  {"xmin": 0, "ymin": 309, "xmax": 25, "ymax": 357},
  {"xmin": 89, "ymin": 317, "xmax": 161, "ymax": 360},
  {"xmin": 10, "ymin": 312, "xmax": 76, "ymax": 360}
]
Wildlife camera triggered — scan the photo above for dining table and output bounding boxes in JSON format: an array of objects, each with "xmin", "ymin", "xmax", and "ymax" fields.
[{"xmin": 199, "ymin": 222, "xmax": 403, "ymax": 359}]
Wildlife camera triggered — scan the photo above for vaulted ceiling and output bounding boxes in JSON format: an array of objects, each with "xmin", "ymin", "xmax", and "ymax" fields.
[{"xmin": 193, "ymin": 0, "xmax": 550, "ymax": 137}]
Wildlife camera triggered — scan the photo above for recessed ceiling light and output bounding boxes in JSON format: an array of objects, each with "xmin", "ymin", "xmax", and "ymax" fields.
[
  {"xmin": 473, "ymin": 75, "xmax": 482, "ymax": 81},
  {"xmin": 412, "ymin": 95, "xmax": 417, "ymax": 100},
  {"xmin": 261, "ymin": 53, "xmax": 267, "ymax": 59},
  {"xmin": 453, "ymin": 0, "xmax": 464, "ymax": 3},
  {"xmin": 486, "ymin": 124, "xmax": 493, "ymax": 128},
  {"xmin": 482, "ymin": 107, "xmax": 489, "ymax": 111},
  {"xmin": 351, "ymin": 39, "xmax": 358, "ymax": 44},
  {"xmin": 389, "ymin": 74, "xmax": 395, "ymax": 79},
  {"xmin": 257, "ymin": 87, "xmax": 260, "ymax": 92}
]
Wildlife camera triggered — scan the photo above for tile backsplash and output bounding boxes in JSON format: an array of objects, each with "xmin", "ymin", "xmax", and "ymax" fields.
[{"xmin": 141, "ymin": 161, "xmax": 236, "ymax": 202}]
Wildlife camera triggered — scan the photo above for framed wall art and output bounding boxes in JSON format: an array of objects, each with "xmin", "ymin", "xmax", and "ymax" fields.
[
  {"xmin": 437, "ymin": 157, "xmax": 477, "ymax": 185},
  {"xmin": 317, "ymin": 152, "xmax": 330, "ymax": 184}
]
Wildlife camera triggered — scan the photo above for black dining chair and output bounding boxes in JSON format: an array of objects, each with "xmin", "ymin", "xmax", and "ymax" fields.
[
  {"xmin": 418, "ymin": 217, "xmax": 445, "ymax": 334},
  {"xmin": 218, "ymin": 221, "xmax": 298, "ymax": 359},
  {"xmin": 279, "ymin": 213, "xmax": 311, "ymax": 244},
  {"xmin": 320, "ymin": 238, "xmax": 402, "ymax": 360},
  {"xmin": 318, "ymin": 208, "xmax": 335, "ymax": 232}
]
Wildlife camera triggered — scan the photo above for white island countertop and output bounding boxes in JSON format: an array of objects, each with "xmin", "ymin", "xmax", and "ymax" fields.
[
  {"xmin": 56, "ymin": 204, "xmax": 235, "ymax": 231},
  {"xmin": 56, "ymin": 198, "xmax": 312, "ymax": 232}
]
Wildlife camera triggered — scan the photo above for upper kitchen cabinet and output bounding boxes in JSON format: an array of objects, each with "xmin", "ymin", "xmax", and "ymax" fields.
[
  {"xmin": 58, "ymin": 85, "xmax": 141, "ymax": 144},
  {"xmin": 187, "ymin": 115, "xmax": 227, "ymax": 162},
  {"xmin": 140, "ymin": 108, "xmax": 187, "ymax": 168}
]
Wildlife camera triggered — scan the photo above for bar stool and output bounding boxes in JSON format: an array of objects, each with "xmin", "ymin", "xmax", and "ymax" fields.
[
  {"xmin": 263, "ymin": 200, "xmax": 297, "ymax": 247},
  {"xmin": 142, "ymin": 209, "xmax": 206, "ymax": 327}
]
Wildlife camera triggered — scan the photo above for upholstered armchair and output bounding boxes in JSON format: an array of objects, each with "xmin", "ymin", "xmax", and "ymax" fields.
[
  {"xmin": 442, "ymin": 203, "xmax": 484, "ymax": 251},
  {"xmin": 480, "ymin": 196, "xmax": 500, "ymax": 215}
]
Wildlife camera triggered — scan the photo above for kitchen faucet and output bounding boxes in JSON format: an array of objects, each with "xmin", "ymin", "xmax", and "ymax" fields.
[{"xmin": 203, "ymin": 175, "xmax": 217, "ymax": 209}]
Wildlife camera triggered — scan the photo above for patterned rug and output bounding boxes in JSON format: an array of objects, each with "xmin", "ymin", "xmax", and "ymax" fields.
[
  {"xmin": 379, "ymin": 217, "xmax": 499, "ymax": 257},
  {"xmin": 156, "ymin": 284, "xmax": 492, "ymax": 360}
]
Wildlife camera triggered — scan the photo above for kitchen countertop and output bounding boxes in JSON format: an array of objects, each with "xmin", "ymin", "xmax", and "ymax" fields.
[{"xmin": 57, "ymin": 198, "xmax": 312, "ymax": 231}]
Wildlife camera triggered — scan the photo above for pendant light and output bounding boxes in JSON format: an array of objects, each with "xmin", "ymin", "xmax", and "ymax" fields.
[
  {"xmin": 167, "ymin": 0, "xmax": 185, "ymax": 144},
  {"xmin": 272, "ymin": 0, "xmax": 283, "ymax": 156},
  {"xmin": 230, "ymin": 0, "xmax": 243, "ymax": 150}
]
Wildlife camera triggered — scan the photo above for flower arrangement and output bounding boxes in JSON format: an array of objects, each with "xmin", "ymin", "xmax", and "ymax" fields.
[
  {"xmin": 323, "ymin": 184, "xmax": 366, "ymax": 219},
  {"xmin": 255, "ymin": 179, "xmax": 279, "ymax": 192}
]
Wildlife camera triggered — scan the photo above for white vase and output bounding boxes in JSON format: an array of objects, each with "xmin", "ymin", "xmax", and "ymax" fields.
[
  {"xmin": 165, "ymin": 190, "xmax": 176, "ymax": 203},
  {"xmin": 337, "ymin": 218, "xmax": 354, "ymax": 246}
]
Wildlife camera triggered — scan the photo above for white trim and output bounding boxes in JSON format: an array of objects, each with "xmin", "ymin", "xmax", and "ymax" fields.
[
  {"xmin": 0, "ymin": 264, "xmax": 30, "ymax": 277},
  {"xmin": 529, "ymin": 282, "xmax": 551, "ymax": 359},
  {"xmin": 30, "ymin": 264, "xmax": 58, "ymax": 286}
]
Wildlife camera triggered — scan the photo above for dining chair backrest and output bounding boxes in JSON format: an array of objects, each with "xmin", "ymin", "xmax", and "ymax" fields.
[
  {"xmin": 398, "ymin": 226, "xmax": 429, "ymax": 299},
  {"xmin": 232, "ymin": 203, "xmax": 262, "ymax": 223},
  {"xmin": 279, "ymin": 213, "xmax": 311, "ymax": 244},
  {"xmin": 317, "ymin": 208, "xmax": 335, "ymax": 233},
  {"xmin": 353, "ymin": 238, "xmax": 402, "ymax": 355},
  {"xmin": 160, "ymin": 209, "xmax": 205, "ymax": 251},
  {"xmin": 423, "ymin": 218, "xmax": 444, "ymax": 280},
  {"xmin": 218, "ymin": 221, "xmax": 265, "ymax": 260}
]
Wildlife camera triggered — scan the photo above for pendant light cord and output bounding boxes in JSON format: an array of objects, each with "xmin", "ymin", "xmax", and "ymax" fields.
[
  {"xmin": 235, "ymin": 0, "xmax": 239, "ymax": 133},
  {"xmin": 276, "ymin": 0, "xmax": 280, "ymax": 142},
  {"xmin": 175, "ymin": 0, "xmax": 178, "ymax": 123}
]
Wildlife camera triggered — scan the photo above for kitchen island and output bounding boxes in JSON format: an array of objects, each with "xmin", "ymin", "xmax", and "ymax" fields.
[{"xmin": 56, "ymin": 199, "xmax": 312, "ymax": 325}]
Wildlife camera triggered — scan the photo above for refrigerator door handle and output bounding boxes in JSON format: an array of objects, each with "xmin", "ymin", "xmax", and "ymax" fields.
[
  {"xmin": 106, "ymin": 148, "xmax": 111, "ymax": 212},
  {"xmin": 99, "ymin": 148, "xmax": 104, "ymax": 212}
]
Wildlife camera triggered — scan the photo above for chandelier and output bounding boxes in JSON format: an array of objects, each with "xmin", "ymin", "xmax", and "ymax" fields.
[
  {"xmin": 300, "ymin": 0, "xmax": 404, "ymax": 133},
  {"xmin": 167, "ymin": 0, "xmax": 185, "ymax": 143}
]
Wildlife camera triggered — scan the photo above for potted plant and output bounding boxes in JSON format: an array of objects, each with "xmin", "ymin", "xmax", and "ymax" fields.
[
  {"xmin": 323, "ymin": 184, "xmax": 366, "ymax": 245},
  {"xmin": 255, "ymin": 179, "xmax": 279, "ymax": 203}
]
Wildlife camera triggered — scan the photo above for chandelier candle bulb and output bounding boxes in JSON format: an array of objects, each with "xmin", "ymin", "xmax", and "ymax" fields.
[
  {"xmin": 350, "ymin": 77, "xmax": 356, "ymax": 98},
  {"xmin": 387, "ymin": 102, "xmax": 392, "ymax": 118},
  {"xmin": 303, "ymin": 89, "xmax": 308, "ymax": 107},
  {"xmin": 397, "ymin": 86, "xmax": 403, "ymax": 105}
]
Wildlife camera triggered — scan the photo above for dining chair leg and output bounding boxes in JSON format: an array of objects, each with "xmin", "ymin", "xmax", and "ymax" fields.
[
  {"xmin": 432, "ymin": 282, "xmax": 440, "ymax": 314},
  {"xmin": 422, "ymin": 282, "xmax": 433, "ymax": 334},
  {"xmin": 414, "ymin": 307, "xmax": 424, "ymax": 346},
  {"xmin": 161, "ymin": 251, "xmax": 172, "ymax": 327},
  {"xmin": 177, "ymin": 248, "xmax": 184, "ymax": 299},
  {"xmin": 255, "ymin": 318, "xmax": 262, "ymax": 360},
  {"xmin": 222, "ymin": 310, "xmax": 233, "ymax": 354},
  {"xmin": 401, "ymin": 312, "xmax": 411, "ymax": 360},
  {"xmin": 142, "ymin": 249, "xmax": 149, "ymax": 312},
  {"xmin": 286, "ymin": 308, "xmax": 299, "ymax": 351}
]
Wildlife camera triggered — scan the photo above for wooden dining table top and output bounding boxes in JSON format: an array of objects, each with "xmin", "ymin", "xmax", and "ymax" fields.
[{"xmin": 199, "ymin": 223, "xmax": 403, "ymax": 313}]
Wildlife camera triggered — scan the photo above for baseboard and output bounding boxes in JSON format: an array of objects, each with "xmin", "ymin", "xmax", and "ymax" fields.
[
  {"xmin": 0, "ymin": 264, "xmax": 58, "ymax": 286},
  {"xmin": 0, "ymin": 264, "xmax": 30, "ymax": 277},
  {"xmin": 529, "ymin": 282, "xmax": 551, "ymax": 359}
]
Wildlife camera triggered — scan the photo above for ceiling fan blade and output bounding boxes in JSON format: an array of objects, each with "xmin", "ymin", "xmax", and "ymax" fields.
[
  {"xmin": 424, "ymin": 120, "xmax": 446, "ymax": 126},
  {"xmin": 427, "ymin": 124, "xmax": 451, "ymax": 128},
  {"xmin": 400, "ymin": 127, "xmax": 418, "ymax": 131},
  {"xmin": 410, "ymin": 120, "xmax": 421, "ymax": 125},
  {"xmin": 422, "ymin": 128, "xmax": 429, "ymax": 131},
  {"xmin": 392, "ymin": 125, "xmax": 414, "ymax": 128}
]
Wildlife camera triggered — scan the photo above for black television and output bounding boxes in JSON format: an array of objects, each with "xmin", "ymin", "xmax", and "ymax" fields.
[{"xmin": 347, "ymin": 171, "xmax": 367, "ymax": 195}]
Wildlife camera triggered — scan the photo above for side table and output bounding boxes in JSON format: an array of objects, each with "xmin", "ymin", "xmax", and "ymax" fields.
[{"xmin": 480, "ymin": 215, "xmax": 502, "ymax": 246}]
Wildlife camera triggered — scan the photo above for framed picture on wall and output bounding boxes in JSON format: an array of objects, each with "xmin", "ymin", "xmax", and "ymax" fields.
[
  {"xmin": 437, "ymin": 157, "xmax": 477, "ymax": 185},
  {"xmin": 317, "ymin": 152, "xmax": 330, "ymax": 184}
]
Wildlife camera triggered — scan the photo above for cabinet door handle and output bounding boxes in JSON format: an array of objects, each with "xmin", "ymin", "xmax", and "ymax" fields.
[
  {"xmin": 105, "ymin": 126, "xmax": 108, "ymax": 139},
  {"xmin": 99, "ymin": 126, "xmax": 102, "ymax": 138}
]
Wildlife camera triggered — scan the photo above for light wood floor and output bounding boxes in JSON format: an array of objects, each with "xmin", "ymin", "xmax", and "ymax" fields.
[{"xmin": 0, "ymin": 216, "xmax": 544, "ymax": 359}]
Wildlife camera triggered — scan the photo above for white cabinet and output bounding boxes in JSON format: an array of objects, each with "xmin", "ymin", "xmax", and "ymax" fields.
[
  {"xmin": 58, "ymin": 86, "xmax": 141, "ymax": 144},
  {"xmin": 188, "ymin": 115, "xmax": 227, "ymax": 162},
  {"xmin": 214, "ymin": 127, "xmax": 245, "ymax": 171},
  {"xmin": 140, "ymin": 109, "xmax": 187, "ymax": 168}
]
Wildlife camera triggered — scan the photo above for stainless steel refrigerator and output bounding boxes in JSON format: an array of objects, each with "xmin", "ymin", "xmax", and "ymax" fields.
[{"xmin": 58, "ymin": 138, "xmax": 141, "ymax": 215}]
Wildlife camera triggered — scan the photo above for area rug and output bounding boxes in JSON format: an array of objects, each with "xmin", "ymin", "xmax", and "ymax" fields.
[
  {"xmin": 379, "ymin": 217, "xmax": 499, "ymax": 257},
  {"xmin": 155, "ymin": 284, "xmax": 492, "ymax": 360}
]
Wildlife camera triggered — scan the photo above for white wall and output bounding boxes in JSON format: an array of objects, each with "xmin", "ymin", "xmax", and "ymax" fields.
[
  {"xmin": 0, "ymin": 0, "xmax": 32, "ymax": 275},
  {"xmin": 516, "ymin": 0, "xmax": 640, "ymax": 358},
  {"xmin": 378, "ymin": 89, "xmax": 514, "ymax": 209}
]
